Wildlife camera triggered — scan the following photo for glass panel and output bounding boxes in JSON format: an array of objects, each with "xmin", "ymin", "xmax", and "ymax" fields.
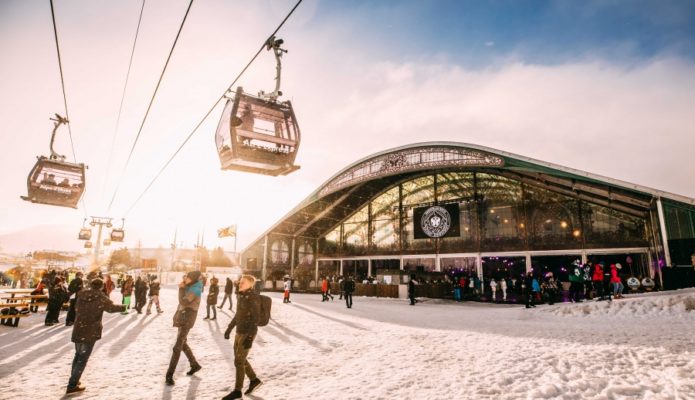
[
  {"xmin": 344, "ymin": 205, "xmax": 369, "ymax": 224},
  {"xmin": 476, "ymin": 173, "xmax": 526, "ymax": 251},
  {"xmin": 437, "ymin": 172, "xmax": 474, "ymax": 202},
  {"xmin": 439, "ymin": 201, "xmax": 478, "ymax": 253},
  {"xmin": 343, "ymin": 260, "xmax": 369, "ymax": 282},
  {"xmin": 297, "ymin": 242, "xmax": 314, "ymax": 266},
  {"xmin": 343, "ymin": 222, "xmax": 368, "ymax": 256},
  {"xmin": 402, "ymin": 175, "xmax": 435, "ymax": 206},
  {"xmin": 270, "ymin": 240, "xmax": 290, "ymax": 264},
  {"xmin": 581, "ymin": 203, "xmax": 647, "ymax": 248},
  {"xmin": 403, "ymin": 258, "xmax": 436, "ymax": 272},
  {"xmin": 371, "ymin": 187, "xmax": 399, "ymax": 220},
  {"xmin": 523, "ymin": 184, "xmax": 582, "ymax": 250},
  {"xmin": 372, "ymin": 218, "xmax": 399, "ymax": 250}
]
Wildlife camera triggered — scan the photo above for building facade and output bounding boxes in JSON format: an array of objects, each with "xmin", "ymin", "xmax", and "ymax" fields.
[{"xmin": 241, "ymin": 142, "xmax": 695, "ymax": 290}]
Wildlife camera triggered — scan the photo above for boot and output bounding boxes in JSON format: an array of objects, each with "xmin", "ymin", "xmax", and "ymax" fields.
[
  {"xmin": 222, "ymin": 390, "xmax": 242, "ymax": 400},
  {"xmin": 165, "ymin": 375, "xmax": 175, "ymax": 386},
  {"xmin": 186, "ymin": 363, "xmax": 202, "ymax": 376}
]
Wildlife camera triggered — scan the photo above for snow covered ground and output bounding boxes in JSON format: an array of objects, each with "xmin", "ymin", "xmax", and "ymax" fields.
[{"xmin": 1, "ymin": 287, "xmax": 694, "ymax": 400}]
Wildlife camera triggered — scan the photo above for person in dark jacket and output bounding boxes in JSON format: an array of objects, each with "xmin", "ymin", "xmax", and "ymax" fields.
[
  {"xmin": 219, "ymin": 277, "xmax": 234, "ymax": 310},
  {"xmin": 205, "ymin": 277, "xmax": 220, "ymax": 320},
  {"xmin": 408, "ymin": 275, "xmax": 417, "ymax": 306},
  {"xmin": 66, "ymin": 278, "xmax": 126, "ymax": 394},
  {"xmin": 146, "ymin": 277, "xmax": 163, "ymax": 315},
  {"xmin": 223, "ymin": 275, "xmax": 263, "ymax": 400},
  {"xmin": 65, "ymin": 272, "xmax": 84, "ymax": 326},
  {"xmin": 166, "ymin": 271, "xmax": 203, "ymax": 386},
  {"xmin": 134, "ymin": 276, "xmax": 148, "ymax": 314},
  {"xmin": 343, "ymin": 276, "xmax": 355, "ymax": 309},
  {"xmin": 45, "ymin": 276, "xmax": 68, "ymax": 326},
  {"xmin": 524, "ymin": 272, "xmax": 537, "ymax": 308}
]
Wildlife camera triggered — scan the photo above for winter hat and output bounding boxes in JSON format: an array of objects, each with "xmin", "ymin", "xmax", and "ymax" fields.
[
  {"xmin": 90, "ymin": 278, "xmax": 104, "ymax": 290},
  {"xmin": 616, "ymin": 263, "xmax": 622, "ymax": 269},
  {"xmin": 186, "ymin": 270, "xmax": 202, "ymax": 282}
]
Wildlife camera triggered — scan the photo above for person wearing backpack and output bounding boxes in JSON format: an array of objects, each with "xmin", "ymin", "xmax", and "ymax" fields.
[{"xmin": 223, "ymin": 275, "xmax": 264, "ymax": 400}]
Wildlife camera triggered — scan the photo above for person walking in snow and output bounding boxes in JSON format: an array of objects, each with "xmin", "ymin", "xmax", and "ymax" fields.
[
  {"xmin": 321, "ymin": 277, "xmax": 333, "ymax": 302},
  {"xmin": 165, "ymin": 271, "xmax": 203, "ymax": 386},
  {"xmin": 205, "ymin": 277, "xmax": 220, "ymax": 320},
  {"xmin": 344, "ymin": 275, "xmax": 355, "ymax": 309},
  {"xmin": 121, "ymin": 275, "xmax": 134, "ymax": 314},
  {"xmin": 134, "ymin": 276, "xmax": 148, "ymax": 314},
  {"xmin": 65, "ymin": 278, "xmax": 126, "ymax": 394},
  {"xmin": 223, "ymin": 275, "xmax": 263, "ymax": 400},
  {"xmin": 408, "ymin": 275, "xmax": 417, "ymax": 305},
  {"xmin": 65, "ymin": 271, "xmax": 84, "ymax": 326},
  {"xmin": 524, "ymin": 272, "xmax": 538, "ymax": 308},
  {"xmin": 592, "ymin": 263, "xmax": 605, "ymax": 300},
  {"xmin": 146, "ymin": 276, "xmax": 163, "ymax": 315},
  {"xmin": 219, "ymin": 277, "xmax": 234, "ymax": 310}
]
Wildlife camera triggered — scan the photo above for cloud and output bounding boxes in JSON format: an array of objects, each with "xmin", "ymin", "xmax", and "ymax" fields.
[{"xmin": 291, "ymin": 53, "xmax": 695, "ymax": 204}]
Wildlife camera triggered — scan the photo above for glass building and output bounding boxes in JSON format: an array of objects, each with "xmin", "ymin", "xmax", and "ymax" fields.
[{"xmin": 241, "ymin": 142, "xmax": 695, "ymax": 291}]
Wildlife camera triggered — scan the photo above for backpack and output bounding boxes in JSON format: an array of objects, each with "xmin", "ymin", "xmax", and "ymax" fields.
[{"xmin": 258, "ymin": 295, "xmax": 272, "ymax": 327}]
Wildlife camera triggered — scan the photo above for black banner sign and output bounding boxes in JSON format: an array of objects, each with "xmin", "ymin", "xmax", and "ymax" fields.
[{"xmin": 413, "ymin": 204, "xmax": 460, "ymax": 239}]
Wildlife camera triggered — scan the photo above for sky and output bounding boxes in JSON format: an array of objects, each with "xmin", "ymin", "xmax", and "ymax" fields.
[{"xmin": 1, "ymin": 0, "xmax": 694, "ymax": 255}]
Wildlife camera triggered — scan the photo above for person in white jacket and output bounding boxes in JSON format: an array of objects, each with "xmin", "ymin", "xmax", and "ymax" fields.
[
  {"xmin": 489, "ymin": 278, "xmax": 497, "ymax": 302},
  {"xmin": 499, "ymin": 278, "xmax": 508, "ymax": 302}
]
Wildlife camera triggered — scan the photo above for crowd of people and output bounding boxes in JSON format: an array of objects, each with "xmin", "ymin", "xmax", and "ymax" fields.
[
  {"xmin": 446, "ymin": 260, "xmax": 630, "ymax": 307},
  {"xmin": 2, "ymin": 260, "xmax": 641, "ymax": 397},
  {"xmin": 15, "ymin": 270, "xmax": 265, "ymax": 399}
]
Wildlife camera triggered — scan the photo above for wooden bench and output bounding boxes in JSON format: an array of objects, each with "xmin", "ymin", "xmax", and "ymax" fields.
[{"xmin": 0, "ymin": 299, "xmax": 32, "ymax": 327}]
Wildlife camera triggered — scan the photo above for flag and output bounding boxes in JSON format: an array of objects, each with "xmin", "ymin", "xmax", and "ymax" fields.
[{"xmin": 217, "ymin": 224, "xmax": 237, "ymax": 238}]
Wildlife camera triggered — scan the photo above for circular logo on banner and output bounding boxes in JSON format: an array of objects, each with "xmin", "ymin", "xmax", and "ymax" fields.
[{"xmin": 421, "ymin": 206, "xmax": 452, "ymax": 238}]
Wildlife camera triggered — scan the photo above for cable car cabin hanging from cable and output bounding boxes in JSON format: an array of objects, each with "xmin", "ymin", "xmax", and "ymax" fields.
[
  {"xmin": 78, "ymin": 228, "xmax": 91, "ymax": 241},
  {"xmin": 111, "ymin": 219, "xmax": 125, "ymax": 242},
  {"xmin": 21, "ymin": 114, "xmax": 86, "ymax": 208},
  {"xmin": 84, "ymin": 241, "xmax": 93, "ymax": 249},
  {"xmin": 215, "ymin": 37, "xmax": 301, "ymax": 176},
  {"xmin": 78, "ymin": 218, "xmax": 91, "ymax": 240}
]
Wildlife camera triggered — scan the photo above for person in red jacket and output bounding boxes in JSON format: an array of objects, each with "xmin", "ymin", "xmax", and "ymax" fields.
[
  {"xmin": 592, "ymin": 263, "xmax": 605, "ymax": 300},
  {"xmin": 610, "ymin": 264, "xmax": 624, "ymax": 298},
  {"xmin": 102, "ymin": 275, "xmax": 115, "ymax": 298}
]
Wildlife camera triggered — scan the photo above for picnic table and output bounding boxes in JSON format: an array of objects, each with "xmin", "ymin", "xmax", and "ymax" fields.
[{"xmin": 0, "ymin": 289, "xmax": 48, "ymax": 327}]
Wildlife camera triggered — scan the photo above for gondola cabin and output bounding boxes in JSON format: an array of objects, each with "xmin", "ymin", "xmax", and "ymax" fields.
[
  {"xmin": 78, "ymin": 228, "xmax": 92, "ymax": 241},
  {"xmin": 21, "ymin": 156, "xmax": 86, "ymax": 209},
  {"xmin": 111, "ymin": 229, "xmax": 125, "ymax": 242},
  {"xmin": 103, "ymin": 239, "xmax": 111, "ymax": 246},
  {"xmin": 215, "ymin": 87, "xmax": 300, "ymax": 176},
  {"xmin": 84, "ymin": 241, "xmax": 93, "ymax": 249}
]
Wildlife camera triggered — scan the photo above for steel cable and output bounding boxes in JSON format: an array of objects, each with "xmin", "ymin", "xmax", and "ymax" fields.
[
  {"xmin": 123, "ymin": 0, "xmax": 303, "ymax": 217},
  {"xmin": 50, "ymin": 0, "xmax": 88, "ymax": 215},
  {"xmin": 108, "ymin": 0, "xmax": 194, "ymax": 211},
  {"xmin": 101, "ymin": 0, "xmax": 146, "ymax": 206}
]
